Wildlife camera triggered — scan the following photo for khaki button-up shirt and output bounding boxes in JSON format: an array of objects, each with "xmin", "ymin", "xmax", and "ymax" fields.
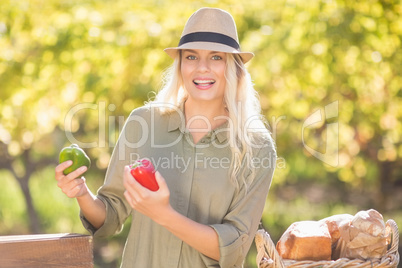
[{"xmin": 81, "ymin": 104, "xmax": 276, "ymax": 268}]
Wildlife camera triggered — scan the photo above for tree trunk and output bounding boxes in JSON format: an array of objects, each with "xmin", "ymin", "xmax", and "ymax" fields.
[
  {"xmin": 378, "ymin": 161, "xmax": 393, "ymax": 212},
  {"xmin": 17, "ymin": 176, "xmax": 42, "ymax": 234}
]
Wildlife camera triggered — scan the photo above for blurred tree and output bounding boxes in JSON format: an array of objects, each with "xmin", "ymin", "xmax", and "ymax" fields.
[{"xmin": 0, "ymin": 0, "xmax": 401, "ymax": 267}]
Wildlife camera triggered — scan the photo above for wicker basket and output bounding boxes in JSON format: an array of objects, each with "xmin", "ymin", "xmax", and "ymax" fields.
[{"xmin": 255, "ymin": 219, "xmax": 400, "ymax": 268}]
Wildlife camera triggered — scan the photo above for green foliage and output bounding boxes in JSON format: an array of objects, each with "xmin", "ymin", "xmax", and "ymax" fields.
[
  {"xmin": 29, "ymin": 167, "xmax": 86, "ymax": 233},
  {"xmin": 1, "ymin": 0, "xmax": 401, "ymax": 267},
  {"xmin": 0, "ymin": 170, "xmax": 27, "ymax": 234}
]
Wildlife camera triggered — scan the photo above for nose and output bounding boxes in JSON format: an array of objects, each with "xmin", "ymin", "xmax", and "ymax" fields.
[{"xmin": 197, "ymin": 57, "xmax": 210, "ymax": 73}]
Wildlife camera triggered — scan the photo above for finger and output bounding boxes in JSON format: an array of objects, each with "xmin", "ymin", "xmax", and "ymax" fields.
[
  {"xmin": 123, "ymin": 165, "xmax": 144, "ymax": 193},
  {"xmin": 67, "ymin": 176, "xmax": 86, "ymax": 188},
  {"xmin": 65, "ymin": 184, "xmax": 81, "ymax": 198},
  {"xmin": 65, "ymin": 179, "xmax": 85, "ymax": 198},
  {"xmin": 123, "ymin": 165, "xmax": 135, "ymax": 184},
  {"xmin": 124, "ymin": 190, "xmax": 132, "ymax": 205},
  {"xmin": 55, "ymin": 160, "xmax": 73, "ymax": 178},
  {"xmin": 66, "ymin": 165, "xmax": 88, "ymax": 180},
  {"xmin": 58, "ymin": 176, "xmax": 85, "ymax": 193},
  {"xmin": 58, "ymin": 166, "xmax": 87, "ymax": 189},
  {"xmin": 124, "ymin": 190, "xmax": 137, "ymax": 209},
  {"xmin": 154, "ymin": 171, "xmax": 167, "ymax": 191}
]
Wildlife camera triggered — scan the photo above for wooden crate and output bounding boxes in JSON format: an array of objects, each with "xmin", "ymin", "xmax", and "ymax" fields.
[{"xmin": 0, "ymin": 233, "xmax": 93, "ymax": 267}]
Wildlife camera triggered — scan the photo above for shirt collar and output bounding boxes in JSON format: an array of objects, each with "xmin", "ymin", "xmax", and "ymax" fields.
[
  {"xmin": 168, "ymin": 109, "xmax": 185, "ymax": 133},
  {"xmin": 212, "ymin": 121, "xmax": 229, "ymax": 143},
  {"xmin": 167, "ymin": 102, "xmax": 186, "ymax": 133},
  {"xmin": 167, "ymin": 102, "xmax": 229, "ymax": 144}
]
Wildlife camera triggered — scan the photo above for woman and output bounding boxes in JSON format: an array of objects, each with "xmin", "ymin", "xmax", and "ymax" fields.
[{"xmin": 55, "ymin": 7, "xmax": 276, "ymax": 268}]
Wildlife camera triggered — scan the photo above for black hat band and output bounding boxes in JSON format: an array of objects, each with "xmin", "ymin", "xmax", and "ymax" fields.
[{"xmin": 178, "ymin": 32, "xmax": 240, "ymax": 50}]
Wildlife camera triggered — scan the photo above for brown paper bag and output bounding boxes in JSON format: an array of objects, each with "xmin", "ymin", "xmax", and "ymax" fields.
[{"xmin": 333, "ymin": 209, "xmax": 390, "ymax": 260}]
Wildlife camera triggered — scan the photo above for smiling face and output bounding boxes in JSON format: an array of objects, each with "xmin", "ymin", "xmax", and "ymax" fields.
[{"xmin": 180, "ymin": 49, "xmax": 227, "ymax": 104}]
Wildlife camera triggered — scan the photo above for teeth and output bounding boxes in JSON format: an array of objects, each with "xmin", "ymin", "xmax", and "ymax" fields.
[{"xmin": 194, "ymin": 80, "xmax": 215, "ymax": 85}]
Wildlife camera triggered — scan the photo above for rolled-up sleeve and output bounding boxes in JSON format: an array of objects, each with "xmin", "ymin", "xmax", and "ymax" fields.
[
  {"xmin": 80, "ymin": 107, "xmax": 151, "ymax": 237},
  {"xmin": 80, "ymin": 193, "xmax": 129, "ymax": 237},
  {"xmin": 210, "ymin": 145, "xmax": 276, "ymax": 267}
]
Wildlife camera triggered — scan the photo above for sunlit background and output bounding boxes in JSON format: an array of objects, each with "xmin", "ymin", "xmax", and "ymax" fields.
[{"xmin": 0, "ymin": 0, "xmax": 401, "ymax": 267}]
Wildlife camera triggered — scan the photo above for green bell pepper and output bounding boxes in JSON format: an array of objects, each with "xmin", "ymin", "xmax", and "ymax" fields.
[{"xmin": 59, "ymin": 144, "xmax": 91, "ymax": 175}]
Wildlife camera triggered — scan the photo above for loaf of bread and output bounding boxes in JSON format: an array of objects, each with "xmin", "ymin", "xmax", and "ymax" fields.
[
  {"xmin": 275, "ymin": 209, "xmax": 390, "ymax": 262},
  {"xmin": 319, "ymin": 214, "xmax": 353, "ymax": 260},
  {"xmin": 335, "ymin": 209, "xmax": 389, "ymax": 260},
  {"xmin": 351, "ymin": 209, "xmax": 386, "ymax": 237},
  {"xmin": 320, "ymin": 214, "xmax": 353, "ymax": 244},
  {"xmin": 276, "ymin": 221, "xmax": 332, "ymax": 261}
]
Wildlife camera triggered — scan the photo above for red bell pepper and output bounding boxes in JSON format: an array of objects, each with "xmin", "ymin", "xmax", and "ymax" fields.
[{"xmin": 129, "ymin": 158, "xmax": 159, "ymax": 191}]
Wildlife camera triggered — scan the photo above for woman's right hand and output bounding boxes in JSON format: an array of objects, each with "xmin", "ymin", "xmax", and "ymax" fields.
[{"xmin": 55, "ymin": 160, "xmax": 89, "ymax": 198}]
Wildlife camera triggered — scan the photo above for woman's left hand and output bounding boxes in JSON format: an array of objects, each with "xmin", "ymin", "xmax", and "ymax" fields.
[
  {"xmin": 124, "ymin": 165, "xmax": 220, "ymax": 260},
  {"xmin": 123, "ymin": 165, "xmax": 172, "ymax": 224}
]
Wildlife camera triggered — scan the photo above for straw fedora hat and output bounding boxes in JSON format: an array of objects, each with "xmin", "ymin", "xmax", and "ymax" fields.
[{"xmin": 164, "ymin": 7, "xmax": 254, "ymax": 63}]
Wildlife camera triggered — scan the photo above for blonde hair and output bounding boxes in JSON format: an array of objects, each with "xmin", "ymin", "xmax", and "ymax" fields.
[{"xmin": 151, "ymin": 52, "xmax": 275, "ymax": 189}]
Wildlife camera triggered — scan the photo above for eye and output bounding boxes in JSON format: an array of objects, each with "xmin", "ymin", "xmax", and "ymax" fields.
[
  {"xmin": 212, "ymin": 55, "xmax": 222, "ymax": 60},
  {"xmin": 186, "ymin": 55, "xmax": 197, "ymax": 60}
]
